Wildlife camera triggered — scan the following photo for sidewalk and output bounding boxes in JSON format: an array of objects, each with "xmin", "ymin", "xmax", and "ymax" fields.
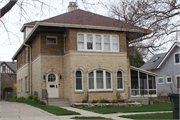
[{"xmin": 0, "ymin": 101, "xmax": 172, "ymax": 120}]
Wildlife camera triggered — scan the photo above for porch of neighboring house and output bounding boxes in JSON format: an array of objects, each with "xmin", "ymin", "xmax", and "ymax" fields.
[{"xmin": 129, "ymin": 66, "xmax": 158, "ymax": 104}]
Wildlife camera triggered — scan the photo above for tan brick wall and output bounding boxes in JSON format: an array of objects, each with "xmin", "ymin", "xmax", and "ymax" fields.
[{"xmin": 32, "ymin": 35, "xmax": 41, "ymax": 60}]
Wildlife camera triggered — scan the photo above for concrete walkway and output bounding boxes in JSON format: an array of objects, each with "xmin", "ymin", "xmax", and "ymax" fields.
[{"xmin": 0, "ymin": 101, "xmax": 172, "ymax": 120}]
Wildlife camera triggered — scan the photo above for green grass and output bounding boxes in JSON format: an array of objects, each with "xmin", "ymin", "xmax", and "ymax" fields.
[
  {"xmin": 120, "ymin": 112, "xmax": 173, "ymax": 119},
  {"xmin": 7, "ymin": 99, "xmax": 80, "ymax": 115},
  {"xmin": 71, "ymin": 116, "xmax": 113, "ymax": 119},
  {"xmin": 77, "ymin": 103, "xmax": 172, "ymax": 114}
]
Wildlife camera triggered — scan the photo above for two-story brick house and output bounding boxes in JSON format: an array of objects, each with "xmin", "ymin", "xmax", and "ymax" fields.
[{"xmin": 12, "ymin": 3, "xmax": 153, "ymax": 102}]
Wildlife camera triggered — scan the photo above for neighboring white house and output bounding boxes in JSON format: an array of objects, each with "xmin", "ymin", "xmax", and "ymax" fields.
[{"xmin": 140, "ymin": 42, "xmax": 180, "ymax": 97}]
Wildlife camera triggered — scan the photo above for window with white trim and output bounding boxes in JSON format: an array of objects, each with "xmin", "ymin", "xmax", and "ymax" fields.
[
  {"xmin": 166, "ymin": 76, "xmax": 172, "ymax": 83},
  {"xmin": 77, "ymin": 33, "xmax": 119, "ymax": 52},
  {"xmin": 175, "ymin": 53, "xmax": 180, "ymax": 64},
  {"xmin": 75, "ymin": 71, "xmax": 83, "ymax": 91},
  {"xmin": 46, "ymin": 36, "xmax": 57, "ymax": 45},
  {"xmin": 117, "ymin": 71, "xmax": 123, "ymax": 90},
  {"xmin": 88, "ymin": 70, "xmax": 112, "ymax": 91},
  {"xmin": 158, "ymin": 77, "xmax": 164, "ymax": 84}
]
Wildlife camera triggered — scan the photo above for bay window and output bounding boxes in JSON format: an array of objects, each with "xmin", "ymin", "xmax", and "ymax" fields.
[
  {"xmin": 77, "ymin": 33, "xmax": 119, "ymax": 52},
  {"xmin": 88, "ymin": 70, "xmax": 112, "ymax": 91}
]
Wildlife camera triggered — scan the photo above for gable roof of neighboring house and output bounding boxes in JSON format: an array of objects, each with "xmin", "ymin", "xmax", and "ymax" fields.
[
  {"xmin": 140, "ymin": 42, "xmax": 180, "ymax": 70},
  {"xmin": 0, "ymin": 61, "xmax": 17, "ymax": 72},
  {"xmin": 12, "ymin": 9, "xmax": 151, "ymax": 60}
]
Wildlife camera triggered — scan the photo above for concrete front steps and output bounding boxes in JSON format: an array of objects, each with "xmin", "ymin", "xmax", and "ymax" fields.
[{"xmin": 43, "ymin": 98, "xmax": 71, "ymax": 107}]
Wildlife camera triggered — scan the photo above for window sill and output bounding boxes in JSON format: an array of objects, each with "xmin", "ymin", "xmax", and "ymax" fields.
[
  {"xmin": 75, "ymin": 91, "xmax": 84, "ymax": 94},
  {"xmin": 117, "ymin": 90, "xmax": 125, "ymax": 92},
  {"xmin": 88, "ymin": 91, "xmax": 113, "ymax": 93}
]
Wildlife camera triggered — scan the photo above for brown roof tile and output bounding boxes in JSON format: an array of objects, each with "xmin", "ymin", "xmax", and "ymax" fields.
[{"xmin": 24, "ymin": 9, "xmax": 147, "ymax": 31}]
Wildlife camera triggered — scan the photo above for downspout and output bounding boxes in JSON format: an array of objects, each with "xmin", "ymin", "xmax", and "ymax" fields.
[{"xmin": 24, "ymin": 43, "xmax": 32, "ymax": 95}]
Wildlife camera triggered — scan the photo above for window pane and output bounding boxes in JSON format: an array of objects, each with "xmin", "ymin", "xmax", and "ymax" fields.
[
  {"xmin": 89, "ymin": 72, "xmax": 93, "ymax": 77},
  {"xmin": 112, "ymin": 36, "xmax": 118, "ymax": 43},
  {"xmin": 140, "ymin": 72, "xmax": 147, "ymax": 89},
  {"xmin": 96, "ymin": 35, "xmax": 101, "ymax": 50},
  {"xmin": 113, "ymin": 44, "xmax": 118, "ymax": 50},
  {"xmin": 117, "ymin": 78, "xmax": 123, "ymax": 89},
  {"xmin": 117, "ymin": 71, "xmax": 122, "ymax": 77},
  {"xmin": 148, "ymin": 75, "xmax": 156, "ymax": 89},
  {"xmin": 76, "ymin": 78, "xmax": 82, "ymax": 89},
  {"xmin": 106, "ymin": 72, "xmax": 111, "ymax": 89},
  {"xmin": 48, "ymin": 74, "xmax": 56, "ymax": 82},
  {"xmin": 76, "ymin": 71, "xmax": 82, "ymax": 77},
  {"xmin": 106, "ymin": 72, "xmax": 111, "ymax": 77},
  {"xmin": 96, "ymin": 71, "xmax": 103, "ymax": 77},
  {"xmin": 87, "ymin": 43, "xmax": 93, "ymax": 49},
  {"xmin": 131, "ymin": 70, "xmax": 139, "ymax": 89},
  {"xmin": 177, "ymin": 77, "xmax": 180, "ymax": 88},
  {"xmin": 78, "ymin": 43, "xmax": 84, "ymax": 49},
  {"xmin": 47, "ymin": 38, "xmax": 57, "ymax": 44},
  {"xmin": 89, "ymin": 78, "xmax": 94, "ymax": 89},
  {"xmin": 78, "ymin": 34, "xmax": 84, "ymax": 42},
  {"xmin": 96, "ymin": 43, "xmax": 101, "ymax": 50},
  {"xmin": 87, "ymin": 34, "xmax": 93, "ymax": 42},
  {"xmin": 104, "ymin": 43, "xmax": 110, "ymax": 50},
  {"xmin": 97, "ymin": 78, "xmax": 103, "ymax": 89},
  {"xmin": 167, "ymin": 77, "xmax": 172, "ymax": 82},
  {"xmin": 175, "ymin": 54, "xmax": 179, "ymax": 63},
  {"xmin": 158, "ymin": 78, "xmax": 163, "ymax": 83},
  {"xmin": 104, "ymin": 35, "xmax": 110, "ymax": 43}
]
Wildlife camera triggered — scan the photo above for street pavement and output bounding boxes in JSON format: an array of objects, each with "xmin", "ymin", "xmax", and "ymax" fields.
[{"xmin": 0, "ymin": 101, "xmax": 172, "ymax": 120}]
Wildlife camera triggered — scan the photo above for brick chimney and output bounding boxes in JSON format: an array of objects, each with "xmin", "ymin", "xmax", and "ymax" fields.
[{"xmin": 68, "ymin": 2, "xmax": 78, "ymax": 12}]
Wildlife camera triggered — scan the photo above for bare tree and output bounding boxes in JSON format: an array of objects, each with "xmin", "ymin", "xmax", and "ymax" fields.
[{"xmin": 108, "ymin": 0, "xmax": 180, "ymax": 58}]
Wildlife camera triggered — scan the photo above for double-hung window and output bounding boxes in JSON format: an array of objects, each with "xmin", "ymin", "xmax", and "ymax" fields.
[
  {"xmin": 117, "ymin": 71, "xmax": 123, "ymax": 90},
  {"xmin": 75, "ymin": 71, "xmax": 83, "ymax": 91},
  {"xmin": 77, "ymin": 33, "xmax": 119, "ymax": 52},
  {"xmin": 88, "ymin": 70, "xmax": 112, "ymax": 91}
]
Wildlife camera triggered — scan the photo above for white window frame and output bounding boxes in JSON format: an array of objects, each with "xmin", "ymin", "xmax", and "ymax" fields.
[
  {"xmin": 174, "ymin": 52, "xmax": 180, "ymax": 65},
  {"xmin": 117, "ymin": 71, "xmax": 124, "ymax": 90},
  {"xmin": 166, "ymin": 76, "xmax": 172, "ymax": 83},
  {"xmin": 77, "ymin": 33, "xmax": 119, "ymax": 52},
  {"xmin": 25, "ymin": 76, "xmax": 28, "ymax": 92},
  {"xmin": 158, "ymin": 77, "xmax": 164, "ymax": 84},
  {"xmin": 46, "ymin": 36, "xmax": 58, "ymax": 45},
  {"xmin": 75, "ymin": 70, "xmax": 83, "ymax": 92},
  {"xmin": 88, "ymin": 70, "xmax": 112, "ymax": 91}
]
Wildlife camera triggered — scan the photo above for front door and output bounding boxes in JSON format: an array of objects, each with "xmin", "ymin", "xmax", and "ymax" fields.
[{"xmin": 46, "ymin": 73, "xmax": 59, "ymax": 98}]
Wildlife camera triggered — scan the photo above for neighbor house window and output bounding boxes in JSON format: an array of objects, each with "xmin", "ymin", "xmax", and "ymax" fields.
[
  {"xmin": 175, "ymin": 53, "xmax": 180, "ymax": 64},
  {"xmin": 46, "ymin": 36, "xmax": 57, "ymax": 45},
  {"xmin": 88, "ymin": 70, "xmax": 112, "ymax": 91},
  {"xmin": 158, "ymin": 77, "xmax": 164, "ymax": 84},
  {"xmin": 2, "ymin": 66, "xmax": 5, "ymax": 72},
  {"xmin": 177, "ymin": 76, "xmax": 180, "ymax": 89},
  {"xmin": 166, "ymin": 76, "xmax": 172, "ymax": 83},
  {"xmin": 75, "ymin": 71, "xmax": 83, "ymax": 91},
  {"xmin": 25, "ymin": 76, "xmax": 28, "ymax": 92},
  {"xmin": 77, "ymin": 33, "xmax": 119, "ymax": 52},
  {"xmin": 117, "ymin": 71, "xmax": 123, "ymax": 90},
  {"xmin": 48, "ymin": 74, "xmax": 56, "ymax": 82}
]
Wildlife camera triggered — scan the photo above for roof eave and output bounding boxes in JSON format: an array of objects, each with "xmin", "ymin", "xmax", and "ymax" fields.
[
  {"xmin": 130, "ymin": 66, "xmax": 158, "ymax": 76},
  {"xmin": 20, "ymin": 24, "xmax": 34, "ymax": 32}
]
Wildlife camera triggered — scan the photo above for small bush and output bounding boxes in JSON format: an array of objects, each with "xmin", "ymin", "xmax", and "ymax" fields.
[
  {"xmin": 38, "ymin": 101, "xmax": 46, "ymax": 105},
  {"xmin": 117, "ymin": 99, "xmax": 125, "ymax": 103},
  {"xmin": 27, "ymin": 95, "xmax": 34, "ymax": 100},
  {"xmin": 13, "ymin": 95, "xmax": 17, "ymax": 99},
  {"xmin": 32, "ymin": 96, "xmax": 38, "ymax": 101},
  {"xmin": 111, "ymin": 100, "xmax": 117, "ymax": 103},
  {"xmin": 18, "ymin": 97, "xmax": 26, "ymax": 100},
  {"xmin": 127, "ymin": 100, "xmax": 135, "ymax": 103},
  {"xmin": 92, "ymin": 100, "xmax": 99, "ymax": 103},
  {"xmin": 100, "ymin": 99, "xmax": 110, "ymax": 103},
  {"xmin": 82, "ymin": 99, "xmax": 88, "ymax": 103},
  {"xmin": 2, "ymin": 86, "xmax": 13, "ymax": 97}
]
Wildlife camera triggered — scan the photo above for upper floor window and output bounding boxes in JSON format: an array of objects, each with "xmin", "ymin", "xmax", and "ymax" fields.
[
  {"xmin": 75, "ymin": 71, "xmax": 83, "ymax": 91},
  {"xmin": 77, "ymin": 33, "xmax": 119, "ymax": 52},
  {"xmin": 175, "ymin": 53, "xmax": 180, "ymax": 64},
  {"xmin": 88, "ymin": 70, "xmax": 112, "ymax": 91},
  {"xmin": 2, "ymin": 66, "xmax": 5, "ymax": 71},
  {"xmin": 47, "ymin": 36, "xmax": 57, "ymax": 45},
  {"xmin": 158, "ymin": 77, "xmax": 164, "ymax": 84}
]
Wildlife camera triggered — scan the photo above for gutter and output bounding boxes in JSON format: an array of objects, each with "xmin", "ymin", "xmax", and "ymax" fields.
[{"xmin": 23, "ymin": 43, "xmax": 32, "ymax": 95}]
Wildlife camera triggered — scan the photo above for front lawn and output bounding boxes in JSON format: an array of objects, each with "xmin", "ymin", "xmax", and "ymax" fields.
[
  {"xmin": 120, "ymin": 112, "xmax": 173, "ymax": 119},
  {"xmin": 7, "ymin": 99, "xmax": 80, "ymax": 115},
  {"xmin": 71, "ymin": 116, "xmax": 113, "ymax": 119},
  {"xmin": 77, "ymin": 103, "xmax": 172, "ymax": 114}
]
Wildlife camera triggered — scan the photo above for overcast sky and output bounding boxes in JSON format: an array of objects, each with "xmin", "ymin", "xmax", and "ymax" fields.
[{"xmin": 0, "ymin": 0, "xmax": 109, "ymax": 61}]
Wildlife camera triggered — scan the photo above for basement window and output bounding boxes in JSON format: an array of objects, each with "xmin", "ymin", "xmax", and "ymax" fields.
[{"xmin": 46, "ymin": 36, "xmax": 57, "ymax": 45}]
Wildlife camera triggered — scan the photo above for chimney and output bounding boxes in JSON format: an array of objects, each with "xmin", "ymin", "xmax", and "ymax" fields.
[{"xmin": 68, "ymin": 2, "xmax": 78, "ymax": 12}]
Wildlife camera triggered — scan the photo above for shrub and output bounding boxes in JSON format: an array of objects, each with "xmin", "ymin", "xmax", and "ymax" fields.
[
  {"xmin": 92, "ymin": 100, "xmax": 99, "ymax": 103},
  {"xmin": 12, "ymin": 95, "xmax": 17, "ymax": 99},
  {"xmin": 111, "ymin": 100, "xmax": 117, "ymax": 103},
  {"xmin": 127, "ymin": 100, "xmax": 135, "ymax": 103},
  {"xmin": 100, "ymin": 99, "xmax": 110, "ymax": 103},
  {"xmin": 2, "ymin": 86, "xmax": 13, "ymax": 98},
  {"xmin": 82, "ymin": 99, "xmax": 88, "ymax": 103},
  {"xmin": 27, "ymin": 95, "xmax": 34, "ymax": 100},
  {"xmin": 117, "ymin": 99, "xmax": 125, "ymax": 103},
  {"xmin": 32, "ymin": 96, "xmax": 38, "ymax": 101},
  {"xmin": 18, "ymin": 97, "xmax": 26, "ymax": 100},
  {"xmin": 38, "ymin": 101, "xmax": 46, "ymax": 105}
]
